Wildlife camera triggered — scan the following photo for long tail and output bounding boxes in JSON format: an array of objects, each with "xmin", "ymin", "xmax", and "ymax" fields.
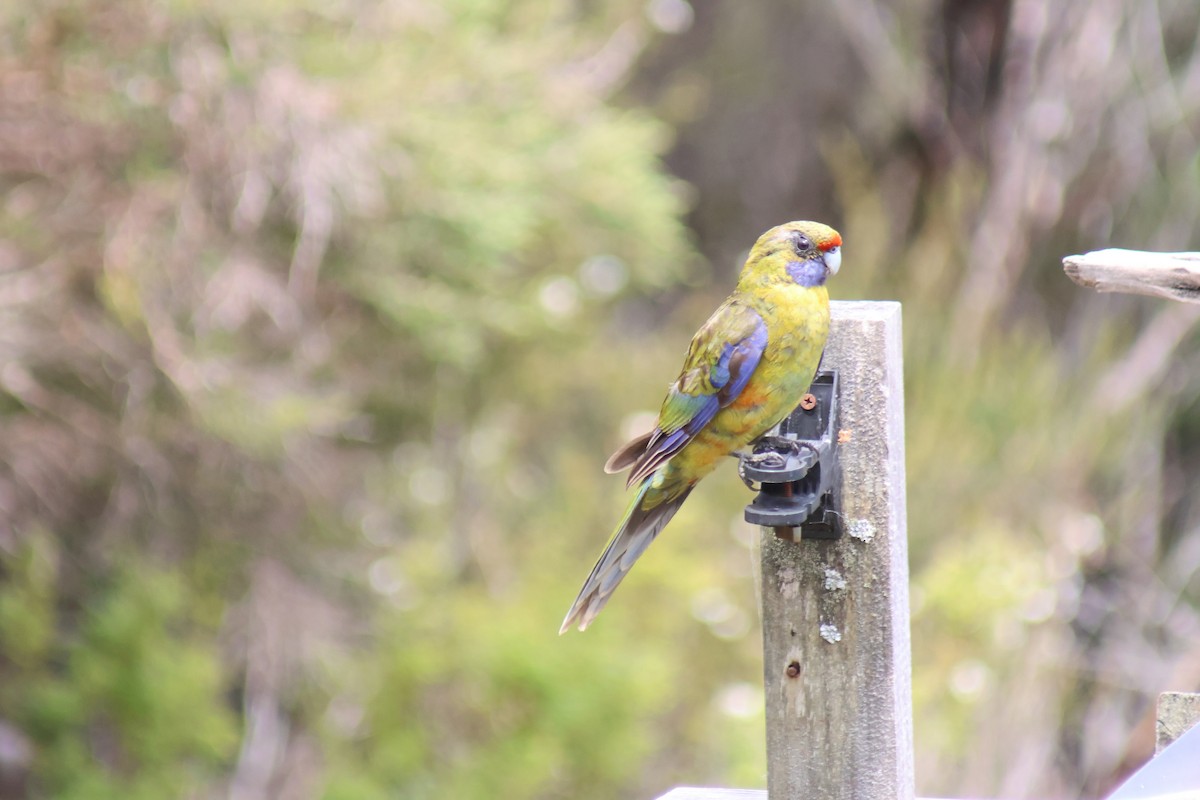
[{"xmin": 559, "ymin": 479, "xmax": 693, "ymax": 634}]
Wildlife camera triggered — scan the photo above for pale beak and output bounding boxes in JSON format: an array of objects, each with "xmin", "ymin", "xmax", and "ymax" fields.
[{"xmin": 824, "ymin": 246, "xmax": 841, "ymax": 275}]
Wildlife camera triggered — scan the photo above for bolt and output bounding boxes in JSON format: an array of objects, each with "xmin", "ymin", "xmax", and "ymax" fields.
[
  {"xmin": 786, "ymin": 661, "xmax": 801, "ymax": 678},
  {"xmin": 799, "ymin": 393, "xmax": 817, "ymax": 411}
]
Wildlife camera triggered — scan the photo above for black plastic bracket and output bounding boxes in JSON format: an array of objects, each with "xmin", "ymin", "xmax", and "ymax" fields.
[{"xmin": 740, "ymin": 371, "xmax": 841, "ymax": 541}]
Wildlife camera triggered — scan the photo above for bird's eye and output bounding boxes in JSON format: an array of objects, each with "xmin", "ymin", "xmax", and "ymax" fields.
[{"xmin": 793, "ymin": 234, "xmax": 812, "ymax": 254}]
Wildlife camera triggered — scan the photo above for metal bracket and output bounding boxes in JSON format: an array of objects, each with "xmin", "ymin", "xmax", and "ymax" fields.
[{"xmin": 741, "ymin": 370, "xmax": 840, "ymax": 541}]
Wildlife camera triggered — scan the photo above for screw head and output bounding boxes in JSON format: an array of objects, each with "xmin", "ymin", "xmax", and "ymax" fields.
[
  {"xmin": 799, "ymin": 393, "xmax": 817, "ymax": 411},
  {"xmin": 786, "ymin": 661, "xmax": 801, "ymax": 678}
]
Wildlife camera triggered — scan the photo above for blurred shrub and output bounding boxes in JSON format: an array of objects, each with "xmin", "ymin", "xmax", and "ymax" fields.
[
  {"xmin": 0, "ymin": 1, "xmax": 736, "ymax": 798},
  {"xmin": 0, "ymin": 536, "xmax": 234, "ymax": 799}
]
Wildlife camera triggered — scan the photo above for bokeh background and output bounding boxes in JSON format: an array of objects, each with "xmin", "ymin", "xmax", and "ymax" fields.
[{"xmin": 2, "ymin": 1, "xmax": 1200, "ymax": 798}]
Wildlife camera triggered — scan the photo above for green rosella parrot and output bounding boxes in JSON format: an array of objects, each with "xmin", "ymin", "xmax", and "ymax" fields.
[{"xmin": 560, "ymin": 220, "xmax": 842, "ymax": 633}]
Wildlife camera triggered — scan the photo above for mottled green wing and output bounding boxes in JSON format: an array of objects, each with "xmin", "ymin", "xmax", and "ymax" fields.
[{"xmin": 620, "ymin": 300, "xmax": 767, "ymax": 486}]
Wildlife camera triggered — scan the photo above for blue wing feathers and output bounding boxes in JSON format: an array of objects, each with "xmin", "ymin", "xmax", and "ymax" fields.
[
  {"xmin": 624, "ymin": 309, "xmax": 767, "ymax": 486},
  {"xmin": 710, "ymin": 342, "xmax": 733, "ymax": 388},
  {"xmin": 718, "ymin": 322, "xmax": 766, "ymax": 404}
]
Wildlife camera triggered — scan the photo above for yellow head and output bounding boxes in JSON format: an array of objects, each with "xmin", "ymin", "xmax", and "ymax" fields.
[{"xmin": 738, "ymin": 220, "xmax": 842, "ymax": 289}]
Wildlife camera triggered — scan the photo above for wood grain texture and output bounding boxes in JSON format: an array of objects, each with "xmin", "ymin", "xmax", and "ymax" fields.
[
  {"xmin": 1063, "ymin": 249, "xmax": 1200, "ymax": 303},
  {"xmin": 759, "ymin": 302, "xmax": 914, "ymax": 800},
  {"xmin": 1156, "ymin": 692, "xmax": 1200, "ymax": 755}
]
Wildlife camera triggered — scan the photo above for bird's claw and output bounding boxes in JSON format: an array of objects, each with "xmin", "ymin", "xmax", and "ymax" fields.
[
  {"xmin": 754, "ymin": 435, "xmax": 814, "ymax": 458},
  {"xmin": 741, "ymin": 436, "xmax": 819, "ymax": 472},
  {"xmin": 738, "ymin": 465, "xmax": 760, "ymax": 490}
]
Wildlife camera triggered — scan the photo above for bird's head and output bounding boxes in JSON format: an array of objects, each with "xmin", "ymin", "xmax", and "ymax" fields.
[{"xmin": 739, "ymin": 220, "xmax": 842, "ymax": 289}]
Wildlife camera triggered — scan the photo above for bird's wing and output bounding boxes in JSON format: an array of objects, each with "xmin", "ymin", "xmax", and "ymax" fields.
[{"xmin": 623, "ymin": 301, "xmax": 767, "ymax": 486}]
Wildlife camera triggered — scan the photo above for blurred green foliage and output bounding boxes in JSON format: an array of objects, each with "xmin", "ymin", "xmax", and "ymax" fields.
[
  {"xmin": 0, "ymin": 1, "xmax": 751, "ymax": 798},
  {"xmin": 1, "ymin": 537, "xmax": 234, "ymax": 799},
  {"xmin": 3, "ymin": 1, "xmax": 1200, "ymax": 799}
]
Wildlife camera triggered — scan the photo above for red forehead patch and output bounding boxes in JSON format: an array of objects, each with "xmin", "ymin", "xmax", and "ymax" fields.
[{"xmin": 819, "ymin": 232, "xmax": 842, "ymax": 251}]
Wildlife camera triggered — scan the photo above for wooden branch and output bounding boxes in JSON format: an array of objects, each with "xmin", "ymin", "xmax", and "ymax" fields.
[{"xmin": 1063, "ymin": 249, "xmax": 1200, "ymax": 303}]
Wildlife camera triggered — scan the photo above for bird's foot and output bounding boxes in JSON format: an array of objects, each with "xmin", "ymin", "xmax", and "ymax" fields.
[
  {"xmin": 737, "ymin": 460, "xmax": 760, "ymax": 491},
  {"xmin": 745, "ymin": 436, "xmax": 819, "ymax": 468}
]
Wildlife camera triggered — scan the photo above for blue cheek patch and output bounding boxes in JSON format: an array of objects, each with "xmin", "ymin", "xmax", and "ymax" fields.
[{"xmin": 787, "ymin": 258, "xmax": 827, "ymax": 287}]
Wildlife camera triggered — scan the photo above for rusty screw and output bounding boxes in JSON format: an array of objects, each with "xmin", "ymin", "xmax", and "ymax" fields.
[
  {"xmin": 799, "ymin": 393, "xmax": 817, "ymax": 411},
  {"xmin": 786, "ymin": 661, "xmax": 801, "ymax": 678}
]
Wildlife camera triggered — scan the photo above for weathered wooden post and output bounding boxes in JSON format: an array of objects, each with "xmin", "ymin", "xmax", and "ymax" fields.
[
  {"xmin": 1155, "ymin": 692, "xmax": 1200, "ymax": 755},
  {"xmin": 656, "ymin": 301, "xmax": 913, "ymax": 800},
  {"xmin": 759, "ymin": 301, "xmax": 913, "ymax": 800}
]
